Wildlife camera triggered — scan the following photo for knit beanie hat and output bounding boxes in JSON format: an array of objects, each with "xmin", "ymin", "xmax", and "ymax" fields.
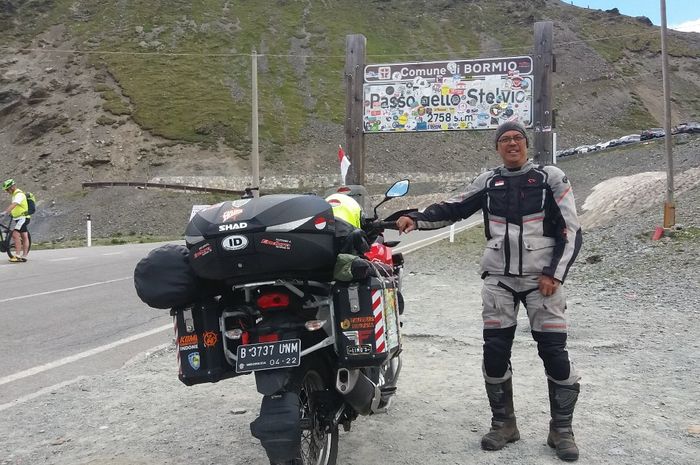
[{"xmin": 494, "ymin": 121, "xmax": 528, "ymax": 148}]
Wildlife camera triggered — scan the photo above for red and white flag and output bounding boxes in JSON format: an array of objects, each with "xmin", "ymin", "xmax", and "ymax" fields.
[{"xmin": 338, "ymin": 145, "xmax": 351, "ymax": 184}]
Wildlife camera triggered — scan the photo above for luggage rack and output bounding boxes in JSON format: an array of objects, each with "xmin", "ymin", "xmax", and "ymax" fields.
[{"xmin": 220, "ymin": 279, "xmax": 335, "ymax": 365}]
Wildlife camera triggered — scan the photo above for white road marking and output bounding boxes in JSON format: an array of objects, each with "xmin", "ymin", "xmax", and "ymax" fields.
[
  {"xmin": 0, "ymin": 376, "xmax": 87, "ymax": 413},
  {"xmin": 102, "ymin": 252, "xmax": 123, "ymax": 256},
  {"xmin": 0, "ymin": 342, "xmax": 172, "ymax": 412},
  {"xmin": 49, "ymin": 257, "xmax": 78, "ymax": 262},
  {"xmin": 396, "ymin": 219, "xmax": 480, "ymax": 254},
  {"xmin": 0, "ymin": 276, "xmax": 132, "ymax": 303},
  {"xmin": 0, "ymin": 324, "xmax": 172, "ymax": 387}
]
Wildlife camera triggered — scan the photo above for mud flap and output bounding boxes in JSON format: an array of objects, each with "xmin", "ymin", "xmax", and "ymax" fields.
[
  {"xmin": 250, "ymin": 391, "xmax": 301, "ymax": 463},
  {"xmin": 254, "ymin": 368, "xmax": 292, "ymax": 396}
]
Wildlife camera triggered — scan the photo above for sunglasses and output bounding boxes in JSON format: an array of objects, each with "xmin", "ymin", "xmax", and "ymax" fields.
[{"xmin": 497, "ymin": 135, "xmax": 526, "ymax": 144}]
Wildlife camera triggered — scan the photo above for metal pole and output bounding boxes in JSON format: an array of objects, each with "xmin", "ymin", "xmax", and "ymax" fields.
[
  {"xmin": 251, "ymin": 49, "xmax": 260, "ymax": 198},
  {"xmin": 660, "ymin": 0, "xmax": 675, "ymax": 228},
  {"xmin": 86, "ymin": 213, "xmax": 92, "ymax": 247}
]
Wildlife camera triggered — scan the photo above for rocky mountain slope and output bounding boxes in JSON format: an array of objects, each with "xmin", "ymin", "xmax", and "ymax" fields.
[{"xmin": 0, "ymin": 0, "xmax": 699, "ymax": 242}]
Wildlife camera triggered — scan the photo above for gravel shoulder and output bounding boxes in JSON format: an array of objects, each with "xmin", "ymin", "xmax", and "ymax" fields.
[{"xmin": 2, "ymin": 139, "xmax": 700, "ymax": 465}]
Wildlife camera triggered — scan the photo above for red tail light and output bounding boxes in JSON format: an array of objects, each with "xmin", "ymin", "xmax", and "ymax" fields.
[
  {"xmin": 258, "ymin": 333, "xmax": 280, "ymax": 343},
  {"xmin": 256, "ymin": 292, "xmax": 290, "ymax": 310}
]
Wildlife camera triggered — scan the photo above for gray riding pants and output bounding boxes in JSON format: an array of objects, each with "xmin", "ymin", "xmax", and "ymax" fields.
[{"xmin": 481, "ymin": 274, "xmax": 580, "ymax": 386}]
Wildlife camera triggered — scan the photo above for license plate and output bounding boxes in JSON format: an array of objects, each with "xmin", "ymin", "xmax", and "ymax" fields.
[{"xmin": 235, "ymin": 339, "xmax": 301, "ymax": 373}]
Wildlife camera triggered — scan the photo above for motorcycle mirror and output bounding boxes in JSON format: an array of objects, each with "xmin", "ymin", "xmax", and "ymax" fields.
[
  {"xmin": 373, "ymin": 179, "xmax": 410, "ymax": 219},
  {"xmin": 385, "ymin": 179, "xmax": 409, "ymax": 198}
]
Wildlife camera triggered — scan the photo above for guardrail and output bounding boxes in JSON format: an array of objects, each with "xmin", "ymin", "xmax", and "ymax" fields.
[{"xmin": 81, "ymin": 181, "xmax": 246, "ymax": 195}]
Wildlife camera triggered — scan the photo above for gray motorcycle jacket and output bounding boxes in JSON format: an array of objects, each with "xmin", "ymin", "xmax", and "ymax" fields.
[{"xmin": 407, "ymin": 161, "xmax": 582, "ymax": 283}]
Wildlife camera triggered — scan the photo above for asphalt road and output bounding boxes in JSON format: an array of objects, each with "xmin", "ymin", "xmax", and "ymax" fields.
[
  {"xmin": 0, "ymin": 242, "xmax": 175, "ymax": 409},
  {"xmin": 0, "ymin": 218, "xmax": 479, "ymax": 411}
]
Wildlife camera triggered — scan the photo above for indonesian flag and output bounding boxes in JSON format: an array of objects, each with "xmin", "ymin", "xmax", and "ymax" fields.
[{"xmin": 338, "ymin": 145, "xmax": 351, "ymax": 184}]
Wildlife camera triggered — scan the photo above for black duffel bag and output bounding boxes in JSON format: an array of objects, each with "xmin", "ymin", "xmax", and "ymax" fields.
[{"xmin": 134, "ymin": 244, "xmax": 199, "ymax": 309}]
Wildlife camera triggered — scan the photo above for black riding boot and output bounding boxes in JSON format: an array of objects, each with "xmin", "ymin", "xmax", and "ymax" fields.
[
  {"xmin": 481, "ymin": 378, "xmax": 520, "ymax": 450},
  {"xmin": 547, "ymin": 380, "xmax": 580, "ymax": 461}
]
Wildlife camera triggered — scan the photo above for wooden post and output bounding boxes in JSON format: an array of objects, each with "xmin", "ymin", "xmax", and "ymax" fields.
[
  {"xmin": 344, "ymin": 34, "xmax": 366, "ymax": 185},
  {"xmin": 660, "ymin": 0, "xmax": 675, "ymax": 228},
  {"xmin": 532, "ymin": 22, "xmax": 554, "ymax": 165}
]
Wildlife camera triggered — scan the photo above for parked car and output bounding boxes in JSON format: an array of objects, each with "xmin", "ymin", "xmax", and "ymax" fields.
[
  {"xmin": 681, "ymin": 122, "xmax": 700, "ymax": 134},
  {"xmin": 617, "ymin": 134, "xmax": 641, "ymax": 144},
  {"xmin": 640, "ymin": 128, "xmax": 665, "ymax": 140},
  {"xmin": 672, "ymin": 122, "xmax": 700, "ymax": 134},
  {"xmin": 557, "ymin": 147, "xmax": 577, "ymax": 158}
]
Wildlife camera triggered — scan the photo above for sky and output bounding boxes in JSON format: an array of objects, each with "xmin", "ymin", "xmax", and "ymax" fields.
[{"xmin": 568, "ymin": 0, "xmax": 700, "ymax": 32}]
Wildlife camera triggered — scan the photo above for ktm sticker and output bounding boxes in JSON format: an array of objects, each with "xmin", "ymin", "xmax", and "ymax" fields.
[
  {"xmin": 179, "ymin": 334, "xmax": 198, "ymax": 346},
  {"xmin": 203, "ymin": 331, "xmax": 219, "ymax": 348},
  {"xmin": 188, "ymin": 352, "xmax": 201, "ymax": 370}
]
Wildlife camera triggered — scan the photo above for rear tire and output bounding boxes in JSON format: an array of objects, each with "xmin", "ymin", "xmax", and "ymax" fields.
[{"xmin": 274, "ymin": 359, "xmax": 339, "ymax": 465}]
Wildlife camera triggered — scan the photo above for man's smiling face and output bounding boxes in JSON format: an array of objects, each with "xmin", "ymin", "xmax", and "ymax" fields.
[{"xmin": 496, "ymin": 130, "xmax": 528, "ymax": 168}]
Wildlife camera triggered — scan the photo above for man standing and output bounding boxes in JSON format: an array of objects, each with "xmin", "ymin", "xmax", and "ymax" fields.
[
  {"xmin": 396, "ymin": 121, "xmax": 583, "ymax": 461},
  {"xmin": 2, "ymin": 179, "xmax": 31, "ymax": 262}
]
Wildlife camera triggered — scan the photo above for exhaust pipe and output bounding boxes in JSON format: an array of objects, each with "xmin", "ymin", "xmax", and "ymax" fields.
[{"xmin": 335, "ymin": 368, "xmax": 381, "ymax": 415}]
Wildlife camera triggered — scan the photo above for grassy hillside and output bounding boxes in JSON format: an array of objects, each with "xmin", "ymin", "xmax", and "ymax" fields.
[{"xmin": 1, "ymin": 0, "xmax": 699, "ymax": 154}]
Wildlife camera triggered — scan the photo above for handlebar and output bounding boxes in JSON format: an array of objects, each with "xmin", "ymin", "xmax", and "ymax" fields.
[{"xmin": 375, "ymin": 220, "xmax": 399, "ymax": 230}]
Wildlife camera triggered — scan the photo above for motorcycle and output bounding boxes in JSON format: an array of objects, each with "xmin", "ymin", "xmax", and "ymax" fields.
[{"xmin": 134, "ymin": 180, "xmax": 411, "ymax": 465}]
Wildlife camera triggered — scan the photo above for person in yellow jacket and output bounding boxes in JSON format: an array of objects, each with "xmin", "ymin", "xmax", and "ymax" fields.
[{"xmin": 2, "ymin": 179, "xmax": 31, "ymax": 262}]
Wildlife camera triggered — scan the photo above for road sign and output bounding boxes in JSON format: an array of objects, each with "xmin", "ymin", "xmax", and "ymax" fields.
[
  {"xmin": 363, "ymin": 56, "xmax": 533, "ymax": 133},
  {"xmin": 363, "ymin": 74, "xmax": 532, "ymax": 133},
  {"xmin": 364, "ymin": 56, "xmax": 533, "ymax": 82}
]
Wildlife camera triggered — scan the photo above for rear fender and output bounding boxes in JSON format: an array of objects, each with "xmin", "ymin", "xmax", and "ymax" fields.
[{"xmin": 254, "ymin": 368, "xmax": 293, "ymax": 396}]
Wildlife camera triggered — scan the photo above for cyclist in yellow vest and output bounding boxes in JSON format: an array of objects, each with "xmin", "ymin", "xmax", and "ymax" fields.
[{"xmin": 2, "ymin": 179, "xmax": 31, "ymax": 262}]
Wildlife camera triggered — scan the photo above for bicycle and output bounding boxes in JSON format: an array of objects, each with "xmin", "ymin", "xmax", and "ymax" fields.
[{"xmin": 0, "ymin": 215, "xmax": 32, "ymax": 259}]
